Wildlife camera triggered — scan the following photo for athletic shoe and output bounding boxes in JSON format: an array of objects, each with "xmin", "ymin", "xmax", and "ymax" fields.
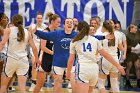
[{"xmin": 8, "ymin": 87, "xmax": 16, "ymax": 91}]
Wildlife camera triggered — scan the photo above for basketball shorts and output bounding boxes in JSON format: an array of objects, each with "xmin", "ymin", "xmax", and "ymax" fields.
[
  {"xmin": 75, "ymin": 62, "xmax": 99, "ymax": 86},
  {"xmin": 52, "ymin": 66, "xmax": 75, "ymax": 75},
  {"xmin": 99, "ymin": 56, "xmax": 119, "ymax": 75},
  {"xmin": 3, "ymin": 56, "xmax": 29, "ymax": 77}
]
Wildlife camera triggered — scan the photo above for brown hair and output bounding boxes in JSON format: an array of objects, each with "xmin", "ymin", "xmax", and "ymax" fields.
[
  {"xmin": 90, "ymin": 18, "xmax": 99, "ymax": 26},
  {"xmin": 36, "ymin": 11, "xmax": 42, "ymax": 17},
  {"xmin": 63, "ymin": 18, "xmax": 73, "ymax": 25},
  {"xmin": 128, "ymin": 23, "xmax": 137, "ymax": 33},
  {"xmin": 0, "ymin": 12, "xmax": 5, "ymax": 22},
  {"xmin": 12, "ymin": 14, "xmax": 25, "ymax": 42},
  {"xmin": 46, "ymin": 12, "xmax": 60, "ymax": 24},
  {"xmin": 0, "ymin": 13, "xmax": 5, "ymax": 35},
  {"xmin": 103, "ymin": 21, "xmax": 115, "ymax": 46},
  {"xmin": 73, "ymin": 21, "xmax": 89, "ymax": 43}
]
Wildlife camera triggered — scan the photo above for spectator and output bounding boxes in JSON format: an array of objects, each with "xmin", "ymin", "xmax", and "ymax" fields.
[{"xmin": 125, "ymin": 24, "xmax": 140, "ymax": 88}]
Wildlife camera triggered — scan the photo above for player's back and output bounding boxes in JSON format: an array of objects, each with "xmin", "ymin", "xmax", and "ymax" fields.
[
  {"xmin": 7, "ymin": 26, "xmax": 29, "ymax": 59},
  {"xmin": 102, "ymin": 32, "xmax": 120, "ymax": 56},
  {"xmin": 73, "ymin": 35, "xmax": 101, "ymax": 63}
]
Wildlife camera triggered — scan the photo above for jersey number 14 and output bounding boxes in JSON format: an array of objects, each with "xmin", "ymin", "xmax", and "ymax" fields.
[{"xmin": 83, "ymin": 43, "xmax": 92, "ymax": 52}]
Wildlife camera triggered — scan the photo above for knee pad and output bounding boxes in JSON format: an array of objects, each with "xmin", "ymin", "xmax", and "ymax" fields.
[
  {"xmin": 97, "ymin": 78, "xmax": 106, "ymax": 90},
  {"xmin": 110, "ymin": 78, "xmax": 120, "ymax": 92}
]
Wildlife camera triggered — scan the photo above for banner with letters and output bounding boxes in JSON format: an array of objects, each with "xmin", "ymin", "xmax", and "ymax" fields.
[{"xmin": 0, "ymin": 0, "xmax": 133, "ymax": 30}]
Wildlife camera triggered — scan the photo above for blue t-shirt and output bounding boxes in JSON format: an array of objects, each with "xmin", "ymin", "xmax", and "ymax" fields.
[
  {"xmin": 35, "ymin": 30, "xmax": 77, "ymax": 67},
  {"xmin": 35, "ymin": 30, "xmax": 105, "ymax": 67}
]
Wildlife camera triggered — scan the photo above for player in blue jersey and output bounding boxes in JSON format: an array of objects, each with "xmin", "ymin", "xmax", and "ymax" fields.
[{"xmin": 66, "ymin": 21, "xmax": 125, "ymax": 93}]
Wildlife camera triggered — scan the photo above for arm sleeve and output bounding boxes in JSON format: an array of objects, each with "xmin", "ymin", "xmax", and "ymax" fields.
[
  {"xmin": 34, "ymin": 30, "xmax": 57, "ymax": 41},
  {"xmin": 70, "ymin": 41, "xmax": 76, "ymax": 54},
  {"xmin": 94, "ymin": 35, "xmax": 105, "ymax": 40}
]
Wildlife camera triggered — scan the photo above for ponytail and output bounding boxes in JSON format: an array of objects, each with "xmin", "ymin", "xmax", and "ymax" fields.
[
  {"xmin": 46, "ymin": 12, "xmax": 60, "ymax": 24},
  {"xmin": 73, "ymin": 21, "xmax": 89, "ymax": 43},
  {"xmin": 103, "ymin": 21, "xmax": 115, "ymax": 46},
  {"xmin": 17, "ymin": 24, "xmax": 25, "ymax": 42},
  {"xmin": 12, "ymin": 14, "xmax": 25, "ymax": 42}
]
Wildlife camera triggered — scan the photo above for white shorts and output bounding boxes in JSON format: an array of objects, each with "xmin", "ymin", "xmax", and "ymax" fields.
[
  {"xmin": 75, "ymin": 62, "xmax": 99, "ymax": 86},
  {"xmin": 52, "ymin": 66, "xmax": 75, "ymax": 75},
  {"xmin": 3, "ymin": 56, "xmax": 29, "ymax": 77},
  {"xmin": 100, "ymin": 56, "xmax": 119, "ymax": 75}
]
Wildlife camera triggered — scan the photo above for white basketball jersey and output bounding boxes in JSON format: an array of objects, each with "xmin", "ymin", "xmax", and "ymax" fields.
[
  {"xmin": 102, "ymin": 32, "xmax": 121, "ymax": 56},
  {"xmin": 114, "ymin": 30, "xmax": 123, "ymax": 43},
  {"xmin": 7, "ymin": 27, "xmax": 29, "ymax": 60},
  {"xmin": 31, "ymin": 23, "xmax": 46, "ymax": 51},
  {"xmin": 70, "ymin": 36, "xmax": 103, "ymax": 63},
  {"xmin": 115, "ymin": 30, "xmax": 126, "ymax": 42}
]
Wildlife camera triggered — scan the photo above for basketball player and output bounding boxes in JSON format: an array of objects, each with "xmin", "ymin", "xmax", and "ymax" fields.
[
  {"xmin": 115, "ymin": 21, "xmax": 127, "ymax": 63},
  {"xmin": 0, "ymin": 12, "xmax": 9, "ymax": 88},
  {"xmin": 98, "ymin": 21, "xmax": 125, "ymax": 93},
  {"xmin": 34, "ymin": 12, "xmax": 61, "ymax": 93},
  {"xmin": 0, "ymin": 14, "xmax": 40, "ymax": 93},
  {"xmin": 28, "ymin": 11, "xmax": 47, "ymax": 91}
]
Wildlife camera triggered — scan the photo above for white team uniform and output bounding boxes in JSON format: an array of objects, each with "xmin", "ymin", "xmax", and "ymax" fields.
[
  {"xmin": 94, "ymin": 25, "xmax": 104, "ymax": 62},
  {"xmin": 115, "ymin": 30, "xmax": 126, "ymax": 63},
  {"xmin": 3, "ymin": 27, "xmax": 29, "ymax": 77},
  {"xmin": 100, "ymin": 32, "xmax": 121, "ymax": 75},
  {"xmin": 70, "ymin": 36, "xmax": 103, "ymax": 86},
  {"xmin": 52, "ymin": 66, "xmax": 75, "ymax": 75},
  {"xmin": 30, "ymin": 23, "xmax": 46, "ymax": 57}
]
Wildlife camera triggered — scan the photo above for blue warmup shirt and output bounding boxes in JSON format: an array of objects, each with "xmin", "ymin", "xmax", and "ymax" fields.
[
  {"xmin": 35, "ymin": 30, "xmax": 77, "ymax": 67},
  {"xmin": 35, "ymin": 30, "xmax": 105, "ymax": 67}
]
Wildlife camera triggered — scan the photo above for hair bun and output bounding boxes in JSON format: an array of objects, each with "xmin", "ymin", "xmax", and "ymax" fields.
[{"xmin": 46, "ymin": 12, "xmax": 54, "ymax": 18}]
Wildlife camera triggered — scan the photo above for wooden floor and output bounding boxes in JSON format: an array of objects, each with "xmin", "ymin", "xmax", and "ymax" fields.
[{"xmin": 9, "ymin": 87, "xmax": 140, "ymax": 93}]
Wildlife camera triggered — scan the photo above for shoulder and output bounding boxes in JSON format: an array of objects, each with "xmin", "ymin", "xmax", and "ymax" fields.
[
  {"xmin": 42, "ymin": 23, "xmax": 47, "ymax": 28},
  {"xmin": 42, "ymin": 23, "xmax": 46, "ymax": 26},
  {"xmin": 70, "ymin": 40, "xmax": 78, "ymax": 47},
  {"xmin": 72, "ymin": 31, "xmax": 78, "ymax": 35},
  {"xmin": 31, "ymin": 24, "xmax": 35, "ymax": 28},
  {"xmin": 114, "ymin": 30, "xmax": 122, "ymax": 35},
  {"xmin": 89, "ymin": 35, "xmax": 99, "ymax": 41},
  {"xmin": 28, "ymin": 24, "xmax": 35, "ymax": 30}
]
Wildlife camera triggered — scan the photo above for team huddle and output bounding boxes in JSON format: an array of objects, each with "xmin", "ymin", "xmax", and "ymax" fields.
[{"xmin": 0, "ymin": 11, "xmax": 136, "ymax": 93}]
